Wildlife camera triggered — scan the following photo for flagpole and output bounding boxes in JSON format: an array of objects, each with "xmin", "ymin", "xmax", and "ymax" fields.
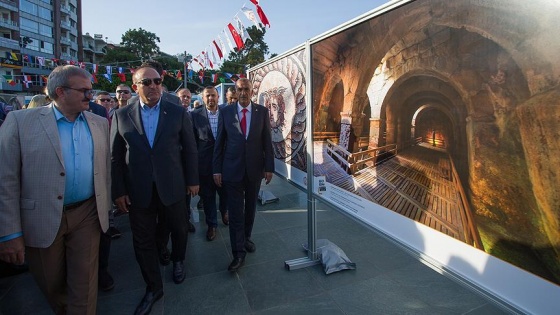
[{"xmin": 184, "ymin": 51, "xmax": 188, "ymax": 89}]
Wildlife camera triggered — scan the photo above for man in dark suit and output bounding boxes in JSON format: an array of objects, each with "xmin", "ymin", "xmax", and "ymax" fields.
[
  {"xmin": 192, "ymin": 86, "xmax": 229, "ymax": 241},
  {"xmin": 213, "ymin": 78, "xmax": 274, "ymax": 272},
  {"xmin": 111, "ymin": 65, "xmax": 199, "ymax": 315}
]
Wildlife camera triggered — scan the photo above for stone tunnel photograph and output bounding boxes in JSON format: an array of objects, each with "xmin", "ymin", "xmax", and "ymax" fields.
[{"xmin": 310, "ymin": 0, "xmax": 560, "ymax": 285}]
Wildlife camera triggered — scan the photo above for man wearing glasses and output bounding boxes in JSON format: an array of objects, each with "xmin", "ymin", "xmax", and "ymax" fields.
[
  {"xmin": 111, "ymin": 64, "xmax": 199, "ymax": 315},
  {"xmin": 115, "ymin": 84, "xmax": 132, "ymax": 109},
  {"xmin": 0, "ymin": 65, "xmax": 111, "ymax": 314}
]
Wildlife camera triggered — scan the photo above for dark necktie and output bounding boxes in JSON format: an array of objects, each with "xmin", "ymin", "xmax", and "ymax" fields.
[{"xmin": 240, "ymin": 108, "xmax": 248, "ymax": 136}]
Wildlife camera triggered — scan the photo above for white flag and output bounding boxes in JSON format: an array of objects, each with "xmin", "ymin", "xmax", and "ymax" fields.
[
  {"xmin": 218, "ymin": 35, "xmax": 228, "ymax": 57},
  {"xmin": 235, "ymin": 16, "xmax": 252, "ymax": 43},
  {"xmin": 222, "ymin": 29, "xmax": 235, "ymax": 52},
  {"xmin": 241, "ymin": 6, "xmax": 262, "ymax": 31}
]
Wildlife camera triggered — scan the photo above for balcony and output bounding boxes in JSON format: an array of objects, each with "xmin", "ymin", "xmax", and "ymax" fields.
[
  {"xmin": 0, "ymin": 37, "xmax": 19, "ymax": 50},
  {"xmin": 0, "ymin": 18, "xmax": 18, "ymax": 31},
  {"xmin": 94, "ymin": 47, "xmax": 107, "ymax": 56},
  {"xmin": 0, "ymin": 0, "xmax": 18, "ymax": 12},
  {"xmin": 83, "ymin": 44, "xmax": 94, "ymax": 52},
  {"xmin": 60, "ymin": 21, "xmax": 71, "ymax": 31},
  {"xmin": 0, "ymin": 81, "xmax": 22, "ymax": 92},
  {"xmin": 60, "ymin": 52, "xmax": 72, "ymax": 60},
  {"xmin": 60, "ymin": 37, "xmax": 72, "ymax": 46},
  {"xmin": 60, "ymin": 5, "xmax": 71, "ymax": 16}
]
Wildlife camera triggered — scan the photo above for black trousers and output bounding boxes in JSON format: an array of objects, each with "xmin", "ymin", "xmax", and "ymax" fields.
[
  {"xmin": 200, "ymin": 174, "xmax": 227, "ymax": 227},
  {"xmin": 224, "ymin": 174, "xmax": 261, "ymax": 259},
  {"xmin": 129, "ymin": 185, "xmax": 188, "ymax": 291}
]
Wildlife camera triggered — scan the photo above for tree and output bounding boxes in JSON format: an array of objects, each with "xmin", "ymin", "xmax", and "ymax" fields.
[
  {"xmin": 100, "ymin": 46, "xmax": 139, "ymax": 66},
  {"xmin": 121, "ymin": 28, "xmax": 161, "ymax": 59},
  {"xmin": 220, "ymin": 26, "xmax": 270, "ymax": 74}
]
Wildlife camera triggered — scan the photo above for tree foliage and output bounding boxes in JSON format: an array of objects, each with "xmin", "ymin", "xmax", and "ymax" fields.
[
  {"xmin": 100, "ymin": 46, "xmax": 139, "ymax": 66},
  {"xmin": 121, "ymin": 28, "xmax": 161, "ymax": 59},
  {"xmin": 220, "ymin": 27, "xmax": 269, "ymax": 74}
]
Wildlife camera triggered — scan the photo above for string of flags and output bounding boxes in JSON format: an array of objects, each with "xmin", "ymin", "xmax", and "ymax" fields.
[
  {"xmin": 0, "ymin": 1, "xmax": 270, "ymax": 88},
  {"xmin": 188, "ymin": 0, "xmax": 270, "ymax": 71}
]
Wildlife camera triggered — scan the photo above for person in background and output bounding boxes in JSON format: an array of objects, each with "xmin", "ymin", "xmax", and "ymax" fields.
[
  {"xmin": 177, "ymin": 88, "xmax": 192, "ymax": 112},
  {"xmin": 27, "ymin": 94, "xmax": 50, "ymax": 109},
  {"xmin": 213, "ymin": 78, "xmax": 274, "ymax": 272},
  {"xmin": 111, "ymin": 64, "xmax": 199, "ymax": 315},
  {"xmin": 193, "ymin": 100, "xmax": 202, "ymax": 109},
  {"xmin": 115, "ymin": 84, "xmax": 132, "ymax": 110},
  {"xmin": 0, "ymin": 65, "xmax": 111, "ymax": 314},
  {"xmin": 225, "ymin": 87, "xmax": 238, "ymax": 105},
  {"xmin": 192, "ymin": 86, "xmax": 229, "ymax": 242}
]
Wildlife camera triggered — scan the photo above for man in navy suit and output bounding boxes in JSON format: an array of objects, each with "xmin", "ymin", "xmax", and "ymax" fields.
[
  {"xmin": 192, "ymin": 86, "xmax": 229, "ymax": 241},
  {"xmin": 111, "ymin": 65, "xmax": 199, "ymax": 314},
  {"xmin": 213, "ymin": 78, "xmax": 274, "ymax": 272}
]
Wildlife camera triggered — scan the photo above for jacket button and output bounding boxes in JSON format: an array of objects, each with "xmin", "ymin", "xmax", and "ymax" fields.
[
  {"xmin": 60, "ymin": 172, "xmax": 65, "ymax": 176},
  {"xmin": 57, "ymin": 196, "xmax": 63, "ymax": 200}
]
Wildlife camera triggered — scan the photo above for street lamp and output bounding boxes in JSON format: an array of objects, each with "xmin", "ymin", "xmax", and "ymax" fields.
[{"xmin": 178, "ymin": 52, "xmax": 192, "ymax": 89}]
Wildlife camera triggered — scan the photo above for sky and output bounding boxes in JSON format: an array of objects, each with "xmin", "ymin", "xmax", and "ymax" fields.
[{"xmin": 82, "ymin": 0, "xmax": 390, "ymax": 62}]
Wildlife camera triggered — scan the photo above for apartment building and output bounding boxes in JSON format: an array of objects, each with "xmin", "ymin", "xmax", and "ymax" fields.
[{"xmin": 0, "ymin": 0, "xmax": 93, "ymax": 93}]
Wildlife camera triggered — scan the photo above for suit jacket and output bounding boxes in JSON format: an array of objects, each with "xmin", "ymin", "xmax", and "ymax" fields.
[
  {"xmin": 191, "ymin": 106, "xmax": 217, "ymax": 176},
  {"xmin": 213, "ymin": 102, "xmax": 274, "ymax": 182},
  {"xmin": 0, "ymin": 105, "xmax": 111, "ymax": 248},
  {"xmin": 110, "ymin": 99, "xmax": 199, "ymax": 208},
  {"xmin": 88, "ymin": 101, "xmax": 108, "ymax": 119},
  {"xmin": 128, "ymin": 92, "xmax": 181, "ymax": 107}
]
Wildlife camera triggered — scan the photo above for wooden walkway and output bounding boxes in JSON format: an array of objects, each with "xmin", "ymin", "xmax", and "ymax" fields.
[{"xmin": 314, "ymin": 142, "xmax": 467, "ymax": 242}]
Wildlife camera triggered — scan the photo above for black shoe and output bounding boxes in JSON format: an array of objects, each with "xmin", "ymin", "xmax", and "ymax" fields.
[
  {"xmin": 188, "ymin": 221, "xmax": 196, "ymax": 233},
  {"xmin": 244, "ymin": 239, "xmax": 256, "ymax": 253},
  {"xmin": 98, "ymin": 269, "xmax": 115, "ymax": 291},
  {"xmin": 228, "ymin": 257, "xmax": 245, "ymax": 272},
  {"xmin": 134, "ymin": 289, "xmax": 163, "ymax": 315},
  {"xmin": 221, "ymin": 212, "xmax": 229, "ymax": 225},
  {"xmin": 172, "ymin": 261, "xmax": 186, "ymax": 284},
  {"xmin": 159, "ymin": 248, "xmax": 170, "ymax": 266},
  {"xmin": 206, "ymin": 226, "xmax": 216, "ymax": 241},
  {"xmin": 107, "ymin": 227, "xmax": 122, "ymax": 239},
  {"xmin": 197, "ymin": 199, "xmax": 204, "ymax": 209}
]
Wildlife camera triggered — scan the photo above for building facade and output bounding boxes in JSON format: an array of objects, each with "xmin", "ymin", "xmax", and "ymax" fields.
[{"xmin": 0, "ymin": 0, "xmax": 94, "ymax": 93}]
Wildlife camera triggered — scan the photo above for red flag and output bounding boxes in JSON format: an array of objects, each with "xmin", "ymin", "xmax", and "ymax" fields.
[
  {"xmin": 199, "ymin": 70, "xmax": 204, "ymax": 83},
  {"xmin": 117, "ymin": 73, "xmax": 126, "ymax": 82},
  {"xmin": 177, "ymin": 70, "xmax": 182, "ymax": 80},
  {"xmin": 249, "ymin": 0, "xmax": 270, "ymax": 28},
  {"xmin": 211, "ymin": 73, "xmax": 218, "ymax": 83},
  {"xmin": 91, "ymin": 74, "xmax": 98, "ymax": 83},
  {"xmin": 213, "ymin": 40, "xmax": 223, "ymax": 59},
  {"xmin": 227, "ymin": 23, "xmax": 244, "ymax": 50}
]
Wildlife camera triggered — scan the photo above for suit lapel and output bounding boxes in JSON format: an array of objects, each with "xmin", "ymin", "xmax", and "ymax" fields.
[
  {"xmin": 128, "ymin": 102, "xmax": 151, "ymax": 148},
  {"xmin": 39, "ymin": 106, "xmax": 64, "ymax": 166},
  {"xmin": 84, "ymin": 112, "xmax": 102, "ymax": 165},
  {"xmin": 153, "ymin": 101, "xmax": 168, "ymax": 147}
]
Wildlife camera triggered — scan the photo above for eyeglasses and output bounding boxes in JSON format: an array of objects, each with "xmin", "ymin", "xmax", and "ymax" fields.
[
  {"xmin": 62, "ymin": 86, "xmax": 94, "ymax": 98},
  {"xmin": 97, "ymin": 98, "xmax": 112, "ymax": 102},
  {"xmin": 135, "ymin": 78, "xmax": 162, "ymax": 86},
  {"xmin": 116, "ymin": 90, "xmax": 130, "ymax": 94}
]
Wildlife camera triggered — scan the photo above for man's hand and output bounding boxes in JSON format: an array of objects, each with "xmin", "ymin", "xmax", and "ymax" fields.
[
  {"xmin": 264, "ymin": 172, "xmax": 273, "ymax": 185},
  {"xmin": 0, "ymin": 237, "xmax": 25, "ymax": 265},
  {"xmin": 213, "ymin": 174, "xmax": 222, "ymax": 187},
  {"xmin": 187, "ymin": 185, "xmax": 199, "ymax": 196},
  {"xmin": 115, "ymin": 195, "xmax": 131, "ymax": 214}
]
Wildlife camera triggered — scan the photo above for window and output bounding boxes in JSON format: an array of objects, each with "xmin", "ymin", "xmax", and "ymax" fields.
[
  {"xmin": 40, "ymin": 0, "xmax": 52, "ymax": 4},
  {"xmin": 69, "ymin": 19, "xmax": 76, "ymax": 27},
  {"xmin": 70, "ymin": 49, "xmax": 77, "ymax": 57},
  {"xmin": 20, "ymin": 18, "xmax": 39, "ymax": 33},
  {"xmin": 21, "ymin": 37, "xmax": 40, "ymax": 51},
  {"xmin": 69, "ymin": 4, "xmax": 76, "ymax": 13},
  {"xmin": 20, "ymin": 0, "xmax": 38, "ymax": 15},
  {"xmin": 39, "ymin": 24, "xmax": 52, "ymax": 37},
  {"xmin": 41, "ymin": 41, "xmax": 53, "ymax": 54},
  {"xmin": 38, "ymin": 7, "xmax": 52, "ymax": 21}
]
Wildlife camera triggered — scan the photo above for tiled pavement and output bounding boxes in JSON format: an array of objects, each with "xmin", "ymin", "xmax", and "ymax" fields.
[{"xmin": 0, "ymin": 177, "xmax": 508, "ymax": 314}]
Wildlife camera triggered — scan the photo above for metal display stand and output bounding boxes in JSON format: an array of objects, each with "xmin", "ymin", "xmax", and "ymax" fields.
[{"xmin": 285, "ymin": 41, "xmax": 321, "ymax": 270}]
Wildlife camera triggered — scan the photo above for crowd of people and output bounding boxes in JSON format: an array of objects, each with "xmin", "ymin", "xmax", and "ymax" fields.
[{"xmin": 0, "ymin": 61, "xmax": 274, "ymax": 315}]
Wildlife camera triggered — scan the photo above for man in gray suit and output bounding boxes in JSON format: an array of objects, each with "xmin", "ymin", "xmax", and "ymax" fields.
[
  {"xmin": 213, "ymin": 78, "xmax": 274, "ymax": 272},
  {"xmin": 0, "ymin": 65, "xmax": 111, "ymax": 315},
  {"xmin": 111, "ymin": 64, "xmax": 199, "ymax": 315}
]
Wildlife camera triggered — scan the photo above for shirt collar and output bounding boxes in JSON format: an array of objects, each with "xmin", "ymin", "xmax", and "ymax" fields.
[
  {"xmin": 140, "ymin": 98, "xmax": 161, "ymax": 110},
  {"xmin": 53, "ymin": 104, "xmax": 85, "ymax": 122},
  {"xmin": 237, "ymin": 102, "xmax": 251, "ymax": 113}
]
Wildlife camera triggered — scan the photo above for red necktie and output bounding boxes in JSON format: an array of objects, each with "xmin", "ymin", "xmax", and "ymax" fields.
[{"xmin": 240, "ymin": 108, "xmax": 248, "ymax": 136}]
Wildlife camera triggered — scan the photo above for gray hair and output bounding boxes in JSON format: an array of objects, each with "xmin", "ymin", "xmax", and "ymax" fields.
[{"xmin": 46, "ymin": 65, "xmax": 92, "ymax": 100}]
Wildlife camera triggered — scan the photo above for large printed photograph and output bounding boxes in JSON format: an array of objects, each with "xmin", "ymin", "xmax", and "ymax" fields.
[
  {"xmin": 311, "ymin": 0, "xmax": 560, "ymax": 285},
  {"xmin": 250, "ymin": 49, "xmax": 308, "ymax": 174}
]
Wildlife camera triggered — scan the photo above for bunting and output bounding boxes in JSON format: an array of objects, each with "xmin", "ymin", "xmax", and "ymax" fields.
[
  {"xmin": 235, "ymin": 16, "xmax": 252, "ymax": 43},
  {"xmin": 249, "ymin": 0, "xmax": 270, "ymax": 28},
  {"xmin": 213, "ymin": 40, "xmax": 223, "ymax": 59},
  {"xmin": 241, "ymin": 6, "xmax": 262, "ymax": 31},
  {"xmin": 227, "ymin": 23, "xmax": 244, "ymax": 50},
  {"xmin": 36, "ymin": 56, "xmax": 45, "ymax": 66},
  {"xmin": 176, "ymin": 70, "xmax": 182, "ymax": 80},
  {"xmin": 222, "ymin": 29, "xmax": 235, "ymax": 52},
  {"xmin": 3, "ymin": 75, "xmax": 16, "ymax": 86},
  {"xmin": 22, "ymin": 75, "xmax": 32, "ymax": 88},
  {"xmin": 217, "ymin": 35, "xmax": 228, "ymax": 58}
]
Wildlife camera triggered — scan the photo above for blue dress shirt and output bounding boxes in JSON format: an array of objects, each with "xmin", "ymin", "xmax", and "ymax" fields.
[
  {"xmin": 140, "ymin": 100, "xmax": 161, "ymax": 147},
  {"xmin": 53, "ymin": 106, "xmax": 94, "ymax": 204}
]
